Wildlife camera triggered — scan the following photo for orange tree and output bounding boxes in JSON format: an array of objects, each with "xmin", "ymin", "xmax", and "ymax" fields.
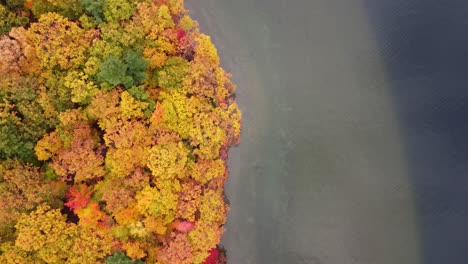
[{"xmin": 0, "ymin": 0, "xmax": 241, "ymax": 263}]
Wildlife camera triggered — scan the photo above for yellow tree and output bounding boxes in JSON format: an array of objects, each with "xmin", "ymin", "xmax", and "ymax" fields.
[
  {"xmin": 13, "ymin": 204, "xmax": 113, "ymax": 263},
  {"xmin": 26, "ymin": 12, "xmax": 91, "ymax": 71},
  {"xmin": 0, "ymin": 161, "xmax": 66, "ymax": 243},
  {"xmin": 35, "ymin": 109, "xmax": 106, "ymax": 182},
  {"xmin": 104, "ymin": 120, "xmax": 153, "ymax": 178},
  {"xmin": 147, "ymin": 141, "xmax": 190, "ymax": 181}
]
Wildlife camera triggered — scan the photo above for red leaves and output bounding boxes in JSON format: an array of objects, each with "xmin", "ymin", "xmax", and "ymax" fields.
[
  {"xmin": 177, "ymin": 29, "xmax": 187, "ymax": 41},
  {"xmin": 203, "ymin": 248, "xmax": 219, "ymax": 264},
  {"xmin": 64, "ymin": 185, "xmax": 92, "ymax": 212},
  {"xmin": 171, "ymin": 220, "xmax": 195, "ymax": 233},
  {"xmin": 65, "ymin": 185, "xmax": 107, "ymax": 227}
]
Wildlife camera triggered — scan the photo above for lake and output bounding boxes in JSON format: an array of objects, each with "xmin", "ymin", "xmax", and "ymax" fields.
[{"xmin": 186, "ymin": 1, "xmax": 468, "ymax": 263}]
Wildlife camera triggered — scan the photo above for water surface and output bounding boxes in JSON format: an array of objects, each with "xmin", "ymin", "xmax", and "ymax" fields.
[{"xmin": 186, "ymin": 1, "xmax": 468, "ymax": 263}]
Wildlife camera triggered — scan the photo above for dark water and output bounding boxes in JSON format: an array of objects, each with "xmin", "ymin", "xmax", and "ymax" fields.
[
  {"xmin": 367, "ymin": 1, "xmax": 468, "ymax": 263},
  {"xmin": 186, "ymin": 1, "xmax": 468, "ymax": 263}
]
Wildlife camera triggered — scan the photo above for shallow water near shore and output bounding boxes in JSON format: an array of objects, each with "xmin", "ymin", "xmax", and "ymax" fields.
[{"xmin": 186, "ymin": 1, "xmax": 468, "ymax": 263}]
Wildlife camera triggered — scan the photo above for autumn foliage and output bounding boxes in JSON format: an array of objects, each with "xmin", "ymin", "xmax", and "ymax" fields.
[{"xmin": 0, "ymin": 0, "xmax": 241, "ymax": 263}]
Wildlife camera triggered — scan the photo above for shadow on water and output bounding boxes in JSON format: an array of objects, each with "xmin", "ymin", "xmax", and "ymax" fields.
[{"xmin": 365, "ymin": 1, "xmax": 468, "ymax": 263}]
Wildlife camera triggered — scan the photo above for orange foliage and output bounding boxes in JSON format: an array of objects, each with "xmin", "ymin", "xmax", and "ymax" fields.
[
  {"xmin": 64, "ymin": 184, "xmax": 92, "ymax": 211},
  {"xmin": 158, "ymin": 232, "xmax": 193, "ymax": 264}
]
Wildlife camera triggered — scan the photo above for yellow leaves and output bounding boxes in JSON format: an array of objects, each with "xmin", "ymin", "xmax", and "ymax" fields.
[
  {"xmin": 103, "ymin": 0, "xmax": 135, "ymax": 22},
  {"xmin": 135, "ymin": 2, "xmax": 159, "ymax": 40},
  {"xmin": 144, "ymin": 47, "xmax": 167, "ymax": 69},
  {"xmin": 104, "ymin": 120, "xmax": 147, "ymax": 147},
  {"xmin": 188, "ymin": 222, "xmax": 223, "ymax": 264},
  {"xmin": 0, "ymin": 161, "xmax": 65, "ymax": 241},
  {"xmin": 15, "ymin": 204, "xmax": 70, "ymax": 252},
  {"xmin": 37, "ymin": 112, "xmax": 105, "ymax": 183},
  {"xmin": 122, "ymin": 241, "xmax": 146, "ymax": 260},
  {"xmin": 68, "ymin": 227, "xmax": 113, "ymax": 264},
  {"xmin": 199, "ymin": 190, "xmax": 227, "ymax": 225},
  {"xmin": 189, "ymin": 158, "xmax": 225, "ymax": 184},
  {"xmin": 120, "ymin": 91, "xmax": 149, "ymax": 120},
  {"xmin": 27, "ymin": 13, "xmax": 89, "ymax": 70},
  {"xmin": 167, "ymin": 0, "xmax": 187, "ymax": 17},
  {"xmin": 155, "ymin": 35, "xmax": 176, "ymax": 55},
  {"xmin": 84, "ymin": 56, "xmax": 101, "ymax": 76},
  {"xmin": 158, "ymin": 90, "xmax": 196, "ymax": 138},
  {"xmin": 143, "ymin": 216, "xmax": 167, "ymax": 235},
  {"xmin": 194, "ymin": 34, "xmax": 219, "ymax": 67},
  {"xmin": 178, "ymin": 15, "xmax": 196, "ymax": 31},
  {"xmin": 14, "ymin": 203, "xmax": 112, "ymax": 263},
  {"xmin": 86, "ymin": 90, "xmax": 120, "ymax": 130},
  {"xmin": 115, "ymin": 206, "xmax": 139, "ymax": 226},
  {"xmin": 136, "ymin": 2, "xmax": 174, "ymax": 41},
  {"xmin": 89, "ymin": 39, "xmax": 124, "ymax": 60},
  {"xmin": 0, "ymin": 242, "xmax": 43, "ymax": 264},
  {"xmin": 57, "ymin": 108, "xmax": 88, "ymax": 129},
  {"xmin": 0, "ymin": 1, "xmax": 242, "ymax": 262},
  {"xmin": 35, "ymin": 131, "xmax": 62, "ymax": 161},
  {"xmin": 176, "ymin": 180, "xmax": 202, "ymax": 221},
  {"xmin": 99, "ymin": 20, "xmax": 144, "ymax": 49},
  {"xmin": 157, "ymin": 5, "xmax": 175, "ymax": 30},
  {"xmin": 147, "ymin": 141, "xmax": 189, "ymax": 180},
  {"xmin": 104, "ymin": 120, "xmax": 153, "ymax": 177},
  {"xmin": 64, "ymin": 71, "xmax": 99, "ymax": 104},
  {"xmin": 36, "ymin": 84, "xmax": 59, "ymax": 119},
  {"xmin": 128, "ymin": 221, "xmax": 148, "ymax": 238},
  {"xmin": 220, "ymin": 102, "xmax": 242, "ymax": 142},
  {"xmin": 136, "ymin": 185, "xmax": 178, "ymax": 224},
  {"xmin": 76, "ymin": 201, "xmax": 106, "ymax": 228},
  {"xmin": 111, "ymin": 225, "xmax": 130, "ymax": 241}
]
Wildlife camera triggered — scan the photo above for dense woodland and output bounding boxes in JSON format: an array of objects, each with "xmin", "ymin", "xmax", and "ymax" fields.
[{"xmin": 0, "ymin": 0, "xmax": 241, "ymax": 263}]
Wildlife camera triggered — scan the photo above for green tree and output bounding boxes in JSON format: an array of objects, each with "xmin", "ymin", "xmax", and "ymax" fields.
[
  {"xmin": 81, "ymin": 0, "xmax": 106, "ymax": 23},
  {"xmin": 155, "ymin": 56, "xmax": 189, "ymax": 89},
  {"xmin": 106, "ymin": 251, "xmax": 143, "ymax": 264},
  {"xmin": 0, "ymin": 4, "xmax": 29, "ymax": 36},
  {"xmin": 31, "ymin": 0, "xmax": 84, "ymax": 20},
  {"xmin": 98, "ymin": 50, "xmax": 148, "ymax": 89}
]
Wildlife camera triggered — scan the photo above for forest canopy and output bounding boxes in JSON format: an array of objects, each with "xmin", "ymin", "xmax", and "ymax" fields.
[{"xmin": 0, "ymin": 0, "xmax": 241, "ymax": 263}]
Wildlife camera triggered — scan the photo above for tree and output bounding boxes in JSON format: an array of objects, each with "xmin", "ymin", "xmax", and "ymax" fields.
[
  {"xmin": 106, "ymin": 251, "xmax": 143, "ymax": 264},
  {"xmin": 0, "ymin": 4, "xmax": 29, "ymax": 36},
  {"xmin": 103, "ymin": 0, "xmax": 135, "ymax": 23},
  {"xmin": 0, "ymin": 161, "xmax": 66, "ymax": 242},
  {"xmin": 155, "ymin": 56, "xmax": 189, "ymax": 89},
  {"xmin": 31, "ymin": 0, "xmax": 84, "ymax": 20},
  {"xmin": 0, "ymin": 77, "xmax": 54, "ymax": 162},
  {"xmin": 136, "ymin": 184, "xmax": 179, "ymax": 224},
  {"xmin": 147, "ymin": 141, "xmax": 190, "ymax": 181},
  {"xmin": 0, "ymin": 0, "xmax": 242, "ymax": 262},
  {"xmin": 81, "ymin": 0, "xmax": 106, "ymax": 23},
  {"xmin": 26, "ymin": 12, "xmax": 90, "ymax": 71},
  {"xmin": 158, "ymin": 232, "xmax": 193, "ymax": 264},
  {"xmin": 0, "ymin": 36, "xmax": 24, "ymax": 75},
  {"xmin": 104, "ymin": 120, "xmax": 153, "ymax": 177},
  {"xmin": 176, "ymin": 180, "xmax": 202, "ymax": 221},
  {"xmin": 188, "ymin": 222, "xmax": 223, "ymax": 264},
  {"xmin": 13, "ymin": 204, "xmax": 113, "ymax": 263},
  {"xmin": 97, "ymin": 50, "xmax": 148, "ymax": 89}
]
